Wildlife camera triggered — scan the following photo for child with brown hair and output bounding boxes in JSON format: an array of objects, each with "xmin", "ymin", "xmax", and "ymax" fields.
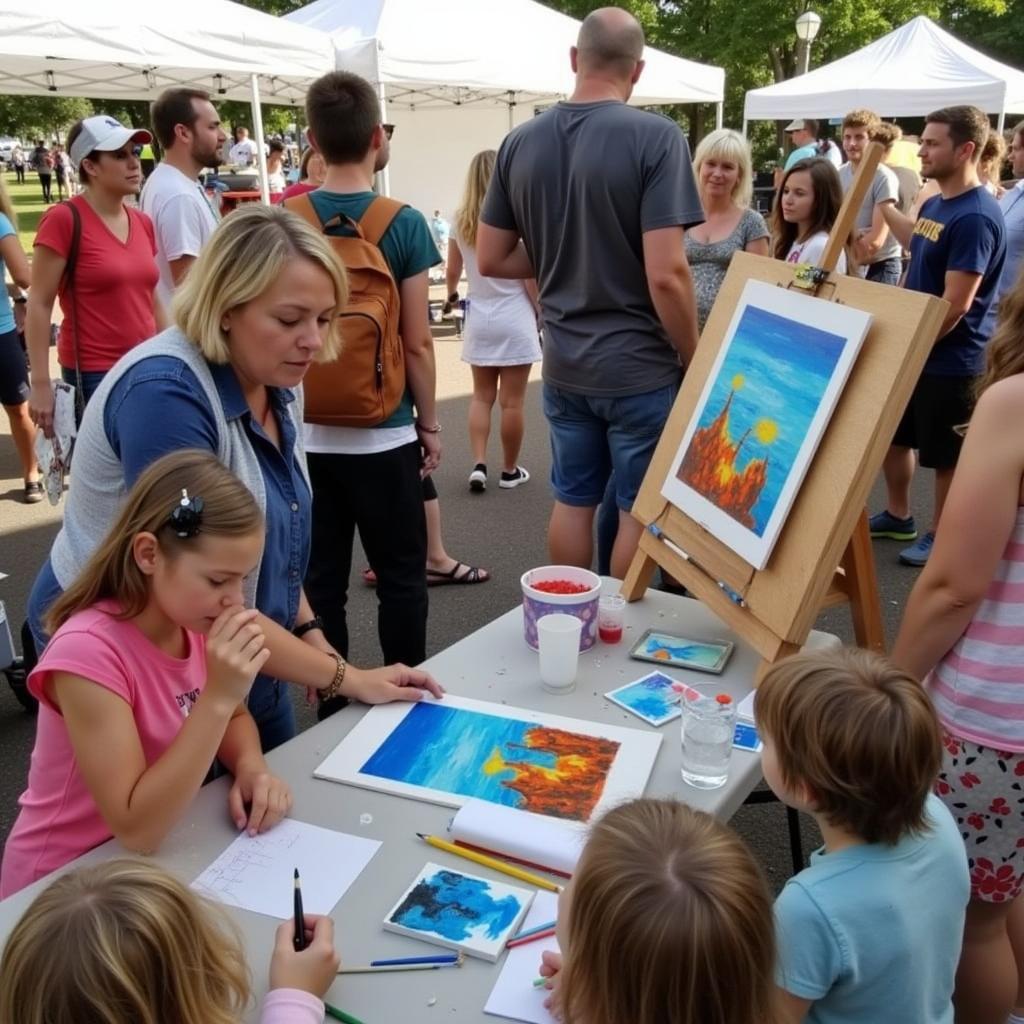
[
  {"xmin": 0, "ymin": 858, "xmax": 340, "ymax": 1023},
  {"xmin": 756, "ymin": 647, "xmax": 969, "ymax": 1023},
  {"xmin": 538, "ymin": 797, "xmax": 779, "ymax": 1024}
]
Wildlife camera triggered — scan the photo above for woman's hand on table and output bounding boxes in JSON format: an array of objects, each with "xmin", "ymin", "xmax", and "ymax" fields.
[
  {"xmin": 228, "ymin": 759, "xmax": 293, "ymax": 836},
  {"xmin": 539, "ymin": 949, "xmax": 564, "ymax": 1017},
  {"xmin": 269, "ymin": 914, "xmax": 340, "ymax": 999},
  {"xmin": 341, "ymin": 664, "xmax": 445, "ymax": 705}
]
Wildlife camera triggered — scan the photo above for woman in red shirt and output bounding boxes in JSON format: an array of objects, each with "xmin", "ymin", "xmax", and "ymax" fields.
[{"xmin": 27, "ymin": 116, "xmax": 166, "ymax": 434}]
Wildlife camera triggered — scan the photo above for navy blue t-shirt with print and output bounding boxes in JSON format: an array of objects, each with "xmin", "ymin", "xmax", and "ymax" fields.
[
  {"xmin": 906, "ymin": 186, "xmax": 1005, "ymax": 376},
  {"xmin": 306, "ymin": 190, "xmax": 440, "ymax": 428}
]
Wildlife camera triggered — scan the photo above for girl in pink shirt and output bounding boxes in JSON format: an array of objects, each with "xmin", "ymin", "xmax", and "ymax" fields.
[
  {"xmin": 0, "ymin": 859, "xmax": 339, "ymax": 1023},
  {"xmin": 0, "ymin": 449, "xmax": 292, "ymax": 898}
]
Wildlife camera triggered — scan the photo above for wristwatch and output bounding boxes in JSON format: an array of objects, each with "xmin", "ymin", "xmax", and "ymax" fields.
[
  {"xmin": 293, "ymin": 615, "xmax": 324, "ymax": 639},
  {"xmin": 416, "ymin": 421, "xmax": 442, "ymax": 434}
]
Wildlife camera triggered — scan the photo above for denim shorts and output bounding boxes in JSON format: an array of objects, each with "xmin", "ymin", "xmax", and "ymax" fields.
[{"xmin": 543, "ymin": 380, "xmax": 678, "ymax": 511}]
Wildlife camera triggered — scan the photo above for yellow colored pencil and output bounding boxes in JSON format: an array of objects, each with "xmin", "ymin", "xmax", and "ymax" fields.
[{"xmin": 416, "ymin": 833, "xmax": 562, "ymax": 893}]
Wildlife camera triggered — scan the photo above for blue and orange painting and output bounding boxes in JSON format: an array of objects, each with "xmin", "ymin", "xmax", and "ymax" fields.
[
  {"xmin": 606, "ymin": 672, "xmax": 680, "ymax": 725},
  {"xmin": 359, "ymin": 702, "xmax": 619, "ymax": 821},
  {"xmin": 385, "ymin": 864, "xmax": 529, "ymax": 959},
  {"xmin": 678, "ymin": 305, "xmax": 845, "ymax": 536}
]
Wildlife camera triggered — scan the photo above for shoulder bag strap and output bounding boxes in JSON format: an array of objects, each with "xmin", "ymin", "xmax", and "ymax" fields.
[
  {"xmin": 358, "ymin": 196, "xmax": 406, "ymax": 246},
  {"xmin": 61, "ymin": 200, "xmax": 84, "ymax": 420}
]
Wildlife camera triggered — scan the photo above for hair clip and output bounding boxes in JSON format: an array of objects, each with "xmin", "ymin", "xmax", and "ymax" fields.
[{"xmin": 169, "ymin": 488, "xmax": 204, "ymax": 538}]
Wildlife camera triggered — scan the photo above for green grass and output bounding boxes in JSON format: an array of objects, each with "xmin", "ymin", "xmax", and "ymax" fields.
[{"xmin": 4, "ymin": 172, "xmax": 52, "ymax": 253}]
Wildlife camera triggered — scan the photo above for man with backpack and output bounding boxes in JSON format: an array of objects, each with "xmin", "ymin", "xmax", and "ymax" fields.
[
  {"xmin": 286, "ymin": 71, "xmax": 440, "ymax": 718},
  {"xmin": 30, "ymin": 140, "xmax": 53, "ymax": 203}
]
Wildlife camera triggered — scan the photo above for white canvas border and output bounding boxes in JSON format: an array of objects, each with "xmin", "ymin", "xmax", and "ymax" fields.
[
  {"xmin": 660, "ymin": 279, "xmax": 872, "ymax": 569},
  {"xmin": 314, "ymin": 694, "xmax": 662, "ymax": 822}
]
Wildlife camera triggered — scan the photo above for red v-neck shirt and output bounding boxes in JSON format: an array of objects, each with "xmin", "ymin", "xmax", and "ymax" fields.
[{"xmin": 35, "ymin": 195, "xmax": 159, "ymax": 372}]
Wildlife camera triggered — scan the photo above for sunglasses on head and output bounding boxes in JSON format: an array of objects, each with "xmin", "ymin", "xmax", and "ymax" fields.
[{"xmin": 383, "ymin": 123, "xmax": 395, "ymax": 140}]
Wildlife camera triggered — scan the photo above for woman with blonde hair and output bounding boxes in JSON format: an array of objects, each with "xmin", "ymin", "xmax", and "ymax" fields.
[
  {"xmin": 0, "ymin": 859, "xmax": 340, "ymax": 1023},
  {"xmin": 25, "ymin": 204, "xmax": 443, "ymax": 751},
  {"xmin": 447, "ymin": 149, "xmax": 540, "ymax": 492},
  {"xmin": 538, "ymin": 798, "xmax": 779, "ymax": 1024},
  {"xmin": 892, "ymin": 268, "xmax": 1024, "ymax": 1024},
  {"xmin": 0, "ymin": 173, "xmax": 40, "ymax": 501},
  {"xmin": 687, "ymin": 128, "xmax": 770, "ymax": 332}
]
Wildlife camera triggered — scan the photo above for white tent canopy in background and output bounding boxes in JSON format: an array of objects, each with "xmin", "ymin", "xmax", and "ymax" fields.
[
  {"xmin": 287, "ymin": 0, "xmax": 725, "ymax": 219},
  {"xmin": 0, "ymin": 1, "xmax": 333, "ymax": 102},
  {"xmin": 743, "ymin": 16, "xmax": 1024, "ymax": 133}
]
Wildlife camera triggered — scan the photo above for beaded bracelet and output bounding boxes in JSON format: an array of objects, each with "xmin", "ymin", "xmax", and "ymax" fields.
[{"xmin": 320, "ymin": 652, "xmax": 347, "ymax": 702}]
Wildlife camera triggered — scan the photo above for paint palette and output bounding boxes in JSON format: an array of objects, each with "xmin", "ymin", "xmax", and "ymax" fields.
[{"xmin": 383, "ymin": 862, "xmax": 534, "ymax": 962}]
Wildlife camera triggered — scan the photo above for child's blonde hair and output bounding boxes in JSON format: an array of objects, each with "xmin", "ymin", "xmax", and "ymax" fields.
[
  {"xmin": 454, "ymin": 149, "xmax": 496, "ymax": 249},
  {"xmin": 756, "ymin": 647, "xmax": 942, "ymax": 846},
  {"xmin": 46, "ymin": 449, "xmax": 262, "ymax": 635},
  {"xmin": 560, "ymin": 798, "xmax": 778, "ymax": 1024},
  {"xmin": 0, "ymin": 859, "xmax": 251, "ymax": 1024}
]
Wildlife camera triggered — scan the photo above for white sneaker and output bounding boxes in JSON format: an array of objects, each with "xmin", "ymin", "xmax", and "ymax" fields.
[
  {"xmin": 499, "ymin": 466, "xmax": 530, "ymax": 489},
  {"xmin": 469, "ymin": 466, "xmax": 487, "ymax": 492}
]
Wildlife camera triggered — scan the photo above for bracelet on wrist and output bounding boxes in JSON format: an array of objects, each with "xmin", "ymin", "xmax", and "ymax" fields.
[
  {"xmin": 293, "ymin": 615, "xmax": 324, "ymax": 639},
  {"xmin": 416, "ymin": 421, "xmax": 442, "ymax": 434},
  {"xmin": 320, "ymin": 652, "xmax": 347, "ymax": 702}
]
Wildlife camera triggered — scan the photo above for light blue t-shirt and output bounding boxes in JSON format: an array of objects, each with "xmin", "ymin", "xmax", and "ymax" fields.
[
  {"xmin": 774, "ymin": 794, "xmax": 968, "ymax": 1024},
  {"xmin": 0, "ymin": 212, "xmax": 16, "ymax": 335}
]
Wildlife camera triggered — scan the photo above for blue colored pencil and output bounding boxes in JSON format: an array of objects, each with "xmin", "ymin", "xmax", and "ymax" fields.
[
  {"xmin": 511, "ymin": 920, "xmax": 557, "ymax": 943},
  {"xmin": 369, "ymin": 954, "xmax": 460, "ymax": 967}
]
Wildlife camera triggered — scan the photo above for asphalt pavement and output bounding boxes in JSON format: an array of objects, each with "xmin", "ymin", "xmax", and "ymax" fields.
[{"xmin": 0, "ymin": 318, "xmax": 934, "ymax": 893}]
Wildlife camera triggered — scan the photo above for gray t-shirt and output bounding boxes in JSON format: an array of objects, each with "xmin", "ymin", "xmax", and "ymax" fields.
[
  {"xmin": 481, "ymin": 100, "xmax": 704, "ymax": 397},
  {"xmin": 838, "ymin": 161, "xmax": 901, "ymax": 264}
]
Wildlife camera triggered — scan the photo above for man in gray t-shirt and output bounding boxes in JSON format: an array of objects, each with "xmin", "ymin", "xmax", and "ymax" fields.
[
  {"xmin": 840, "ymin": 109, "xmax": 901, "ymax": 284},
  {"xmin": 478, "ymin": 6, "xmax": 703, "ymax": 578}
]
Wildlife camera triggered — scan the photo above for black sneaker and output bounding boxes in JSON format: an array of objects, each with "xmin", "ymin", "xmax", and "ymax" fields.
[
  {"xmin": 499, "ymin": 466, "xmax": 531, "ymax": 489},
  {"xmin": 469, "ymin": 464, "xmax": 487, "ymax": 492},
  {"xmin": 23, "ymin": 481, "xmax": 43, "ymax": 504}
]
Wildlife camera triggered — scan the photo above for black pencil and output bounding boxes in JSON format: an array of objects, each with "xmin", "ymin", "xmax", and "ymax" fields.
[{"xmin": 293, "ymin": 868, "xmax": 307, "ymax": 952}]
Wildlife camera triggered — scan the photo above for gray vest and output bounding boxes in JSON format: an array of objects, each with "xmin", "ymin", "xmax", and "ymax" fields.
[{"xmin": 50, "ymin": 327, "xmax": 308, "ymax": 607}]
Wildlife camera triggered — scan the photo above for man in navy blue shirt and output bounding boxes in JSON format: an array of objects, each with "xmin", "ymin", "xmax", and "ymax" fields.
[{"xmin": 871, "ymin": 106, "xmax": 1005, "ymax": 566}]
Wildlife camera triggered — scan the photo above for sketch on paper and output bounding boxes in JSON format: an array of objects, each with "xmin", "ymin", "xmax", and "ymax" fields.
[
  {"xmin": 383, "ymin": 862, "xmax": 533, "ymax": 961},
  {"xmin": 661, "ymin": 279, "xmax": 871, "ymax": 569},
  {"xmin": 313, "ymin": 695, "xmax": 662, "ymax": 823}
]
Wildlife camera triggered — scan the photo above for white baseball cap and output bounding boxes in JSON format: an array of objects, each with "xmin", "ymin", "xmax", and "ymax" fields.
[
  {"xmin": 69, "ymin": 115, "xmax": 151, "ymax": 168},
  {"xmin": 784, "ymin": 119, "xmax": 810, "ymax": 132}
]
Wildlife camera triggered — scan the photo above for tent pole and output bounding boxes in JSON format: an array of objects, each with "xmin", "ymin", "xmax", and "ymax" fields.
[
  {"xmin": 997, "ymin": 104, "xmax": 1006, "ymax": 134},
  {"xmin": 376, "ymin": 80, "xmax": 391, "ymax": 197},
  {"xmin": 742, "ymin": 118, "xmax": 748, "ymax": 138},
  {"xmin": 507, "ymin": 91, "xmax": 515, "ymax": 133},
  {"xmin": 250, "ymin": 74, "xmax": 270, "ymax": 205},
  {"xmin": 715, "ymin": 102, "xmax": 723, "ymax": 130}
]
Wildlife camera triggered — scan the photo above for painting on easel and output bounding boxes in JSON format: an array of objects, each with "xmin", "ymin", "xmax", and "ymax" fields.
[{"xmin": 661, "ymin": 280, "xmax": 872, "ymax": 570}]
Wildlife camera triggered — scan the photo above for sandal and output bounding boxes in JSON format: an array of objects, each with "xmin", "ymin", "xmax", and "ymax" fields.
[{"xmin": 427, "ymin": 561, "xmax": 490, "ymax": 586}]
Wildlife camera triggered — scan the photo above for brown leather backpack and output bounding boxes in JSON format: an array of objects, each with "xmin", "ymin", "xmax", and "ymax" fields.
[{"xmin": 284, "ymin": 192, "xmax": 406, "ymax": 427}]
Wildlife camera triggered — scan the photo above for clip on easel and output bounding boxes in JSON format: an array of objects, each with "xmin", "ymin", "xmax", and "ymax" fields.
[{"xmin": 622, "ymin": 142, "xmax": 949, "ymax": 672}]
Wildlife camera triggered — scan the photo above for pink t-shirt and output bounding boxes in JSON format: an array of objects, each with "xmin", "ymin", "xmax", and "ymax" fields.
[
  {"xmin": 259, "ymin": 989, "xmax": 325, "ymax": 1023},
  {"xmin": 0, "ymin": 601, "xmax": 207, "ymax": 898}
]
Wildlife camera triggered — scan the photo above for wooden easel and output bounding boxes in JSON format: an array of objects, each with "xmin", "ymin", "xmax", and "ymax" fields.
[{"xmin": 622, "ymin": 144, "xmax": 949, "ymax": 671}]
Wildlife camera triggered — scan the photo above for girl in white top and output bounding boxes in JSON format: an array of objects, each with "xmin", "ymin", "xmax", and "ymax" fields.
[
  {"xmin": 447, "ymin": 150, "xmax": 540, "ymax": 493},
  {"xmin": 772, "ymin": 157, "xmax": 851, "ymax": 275}
]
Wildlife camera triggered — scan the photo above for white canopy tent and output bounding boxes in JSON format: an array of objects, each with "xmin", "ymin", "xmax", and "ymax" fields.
[
  {"xmin": 743, "ymin": 16, "xmax": 1024, "ymax": 135},
  {"xmin": 0, "ymin": 0, "xmax": 336, "ymax": 198},
  {"xmin": 287, "ymin": 0, "xmax": 725, "ymax": 218}
]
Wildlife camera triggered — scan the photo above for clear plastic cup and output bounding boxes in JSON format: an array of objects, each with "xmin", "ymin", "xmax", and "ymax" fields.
[
  {"xmin": 680, "ymin": 693, "xmax": 735, "ymax": 789},
  {"xmin": 537, "ymin": 614, "xmax": 582, "ymax": 693},
  {"xmin": 598, "ymin": 594, "xmax": 626, "ymax": 644}
]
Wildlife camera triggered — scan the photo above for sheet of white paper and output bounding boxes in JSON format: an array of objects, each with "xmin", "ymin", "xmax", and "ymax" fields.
[
  {"xmin": 485, "ymin": 891, "xmax": 560, "ymax": 1024},
  {"xmin": 192, "ymin": 819, "xmax": 380, "ymax": 920},
  {"xmin": 737, "ymin": 689, "xmax": 756, "ymax": 722}
]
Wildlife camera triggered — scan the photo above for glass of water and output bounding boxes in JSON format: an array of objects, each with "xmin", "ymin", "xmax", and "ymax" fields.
[{"xmin": 680, "ymin": 692, "xmax": 735, "ymax": 790}]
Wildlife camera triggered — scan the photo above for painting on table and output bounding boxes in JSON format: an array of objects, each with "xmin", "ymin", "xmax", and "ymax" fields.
[
  {"xmin": 314, "ymin": 695, "xmax": 661, "ymax": 823},
  {"xmin": 661, "ymin": 279, "xmax": 871, "ymax": 569},
  {"xmin": 383, "ymin": 862, "xmax": 534, "ymax": 962}
]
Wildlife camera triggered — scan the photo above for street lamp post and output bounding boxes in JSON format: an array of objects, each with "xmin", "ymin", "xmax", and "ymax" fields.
[{"xmin": 794, "ymin": 10, "xmax": 822, "ymax": 76}]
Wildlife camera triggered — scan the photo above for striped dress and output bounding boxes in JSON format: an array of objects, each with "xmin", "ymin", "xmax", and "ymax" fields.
[{"xmin": 928, "ymin": 508, "xmax": 1024, "ymax": 752}]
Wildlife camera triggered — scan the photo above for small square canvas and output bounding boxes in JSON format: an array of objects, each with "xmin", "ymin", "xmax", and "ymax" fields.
[
  {"xmin": 383, "ymin": 862, "xmax": 534, "ymax": 962},
  {"xmin": 605, "ymin": 672, "xmax": 681, "ymax": 726},
  {"xmin": 629, "ymin": 630, "xmax": 734, "ymax": 674}
]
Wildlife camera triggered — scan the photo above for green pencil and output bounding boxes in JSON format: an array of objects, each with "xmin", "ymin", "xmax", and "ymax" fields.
[
  {"xmin": 324, "ymin": 1001, "xmax": 367, "ymax": 1024},
  {"xmin": 533, "ymin": 976, "xmax": 549, "ymax": 988}
]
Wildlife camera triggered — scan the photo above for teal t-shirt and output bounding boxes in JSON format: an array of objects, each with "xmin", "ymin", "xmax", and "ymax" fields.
[
  {"xmin": 307, "ymin": 190, "xmax": 440, "ymax": 429},
  {"xmin": 774, "ymin": 794, "xmax": 968, "ymax": 1024},
  {"xmin": 0, "ymin": 213, "xmax": 16, "ymax": 335}
]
